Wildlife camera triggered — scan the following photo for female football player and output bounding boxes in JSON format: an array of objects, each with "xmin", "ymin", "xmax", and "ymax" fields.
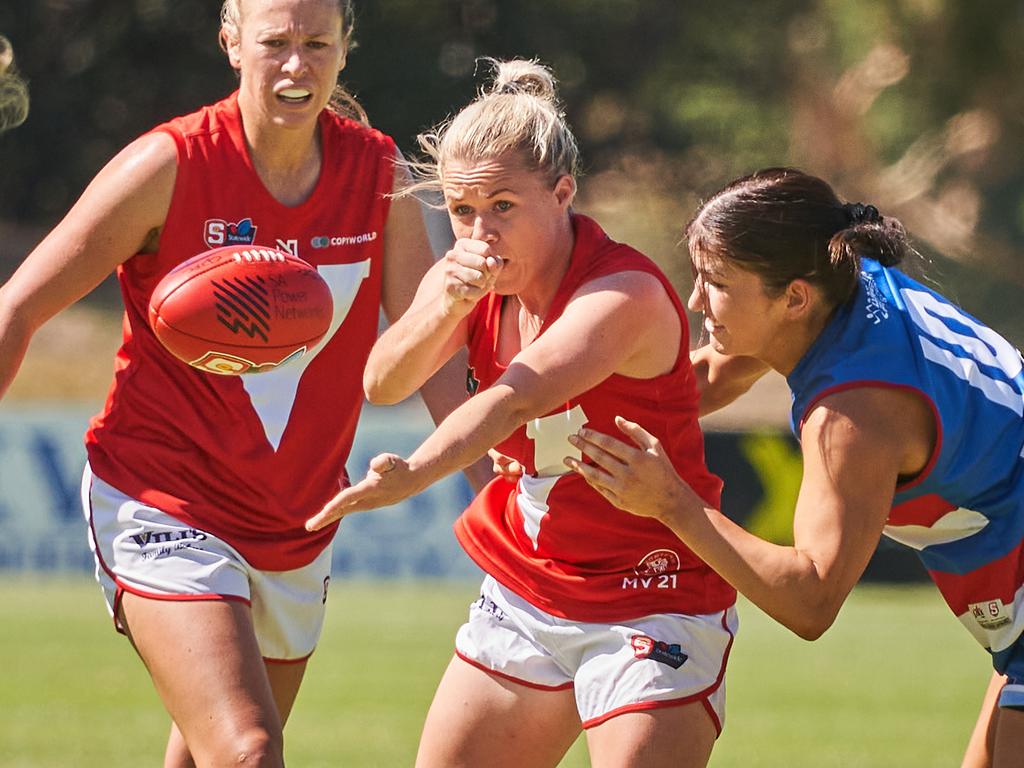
[
  {"xmin": 567, "ymin": 167, "xmax": 1024, "ymax": 768},
  {"xmin": 0, "ymin": 1, "xmax": 478, "ymax": 765},
  {"xmin": 306, "ymin": 58, "xmax": 755, "ymax": 768}
]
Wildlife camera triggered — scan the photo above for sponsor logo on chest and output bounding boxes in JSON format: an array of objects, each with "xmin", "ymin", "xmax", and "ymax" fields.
[
  {"xmin": 311, "ymin": 231, "xmax": 379, "ymax": 249},
  {"xmin": 204, "ymin": 217, "xmax": 258, "ymax": 247}
]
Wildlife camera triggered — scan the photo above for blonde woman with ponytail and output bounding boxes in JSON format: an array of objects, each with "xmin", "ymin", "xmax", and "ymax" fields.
[
  {"xmin": 0, "ymin": 1, "xmax": 475, "ymax": 765},
  {"xmin": 571, "ymin": 167, "xmax": 1024, "ymax": 767},
  {"xmin": 309, "ymin": 59, "xmax": 742, "ymax": 768}
]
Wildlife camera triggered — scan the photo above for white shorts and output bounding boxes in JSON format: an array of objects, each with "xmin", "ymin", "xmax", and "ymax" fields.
[
  {"xmin": 82, "ymin": 464, "xmax": 332, "ymax": 662},
  {"xmin": 455, "ymin": 575, "xmax": 738, "ymax": 732}
]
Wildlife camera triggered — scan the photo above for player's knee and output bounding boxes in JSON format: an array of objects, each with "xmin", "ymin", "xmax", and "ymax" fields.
[{"xmin": 216, "ymin": 726, "xmax": 283, "ymax": 768}]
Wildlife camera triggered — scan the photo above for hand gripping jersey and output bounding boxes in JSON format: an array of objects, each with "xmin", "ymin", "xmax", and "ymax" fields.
[
  {"xmin": 788, "ymin": 258, "xmax": 1024, "ymax": 674},
  {"xmin": 85, "ymin": 93, "xmax": 395, "ymax": 570},
  {"xmin": 455, "ymin": 214, "xmax": 736, "ymax": 623}
]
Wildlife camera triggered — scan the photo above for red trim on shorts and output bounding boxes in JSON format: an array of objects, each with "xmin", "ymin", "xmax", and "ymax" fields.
[
  {"xmin": 582, "ymin": 610, "xmax": 736, "ymax": 736},
  {"xmin": 111, "ymin": 582, "xmax": 250, "ymax": 635},
  {"xmin": 454, "ymin": 649, "xmax": 575, "ymax": 692},
  {"xmin": 701, "ymin": 697, "xmax": 722, "ymax": 733},
  {"xmin": 264, "ymin": 651, "xmax": 314, "ymax": 665},
  {"xmin": 117, "ymin": 580, "xmax": 251, "ymax": 605},
  {"xmin": 112, "ymin": 585, "xmax": 126, "ymax": 634},
  {"xmin": 85, "ymin": 468, "xmax": 251, "ymax": 626},
  {"xmin": 582, "ymin": 692, "xmax": 722, "ymax": 734}
]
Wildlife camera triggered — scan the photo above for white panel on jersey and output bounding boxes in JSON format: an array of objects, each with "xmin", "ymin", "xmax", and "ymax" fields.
[
  {"xmin": 918, "ymin": 337, "xmax": 1024, "ymax": 417},
  {"xmin": 883, "ymin": 506, "xmax": 989, "ymax": 550},
  {"xmin": 242, "ymin": 260, "xmax": 371, "ymax": 450},
  {"xmin": 516, "ymin": 474, "xmax": 561, "ymax": 550},
  {"xmin": 525, "ymin": 405, "xmax": 589, "ymax": 477},
  {"xmin": 516, "ymin": 405, "xmax": 589, "ymax": 548},
  {"xmin": 957, "ymin": 584, "xmax": 1024, "ymax": 654},
  {"xmin": 901, "ymin": 287, "xmax": 1024, "ymax": 416}
]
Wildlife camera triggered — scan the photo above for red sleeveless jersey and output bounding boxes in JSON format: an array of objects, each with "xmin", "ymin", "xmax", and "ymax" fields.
[
  {"xmin": 455, "ymin": 215, "xmax": 735, "ymax": 622},
  {"xmin": 85, "ymin": 93, "xmax": 395, "ymax": 570}
]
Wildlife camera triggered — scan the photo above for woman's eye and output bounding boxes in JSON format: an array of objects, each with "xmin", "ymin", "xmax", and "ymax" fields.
[
  {"xmin": 260, "ymin": 39, "xmax": 286, "ymax": 48},
  {"xmin": 452, "ymin": 205, "xmax": 472, "ymax": 216},
  {"xmin": 306, "ymin": 41, "xmax": 328, "ymax": 50},
  {"xmin": 494, "ymin": 200, "xmax": 513, "ymax": 212}
]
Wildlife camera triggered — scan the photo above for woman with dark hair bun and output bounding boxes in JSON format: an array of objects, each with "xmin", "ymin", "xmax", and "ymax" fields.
[{"xmin": 569, "ymin": 167, "xmax": 1024, "ymax": 767}]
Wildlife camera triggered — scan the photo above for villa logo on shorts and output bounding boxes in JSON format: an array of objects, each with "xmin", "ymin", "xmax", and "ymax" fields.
[
  {"xmin": 631, "ymin": 635, "xmax": 688, "ymax": 669},
  {"xmin": 130, "ymin": 529, "xmax": 208, "ymax": 548},
  {"xmin": 130, "ymin": 529, "xmax": 208, "ymax": 562}
]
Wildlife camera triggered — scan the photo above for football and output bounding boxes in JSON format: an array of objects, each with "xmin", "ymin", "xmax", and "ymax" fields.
[{"xmin": 148, "ymin": 245, "xmax": 334, "ymax": 375}]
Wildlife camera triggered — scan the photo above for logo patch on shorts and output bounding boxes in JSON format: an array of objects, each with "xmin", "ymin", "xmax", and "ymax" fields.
[
  {"xmin": 473, "ymin": 594, "xmax": 507, "ymax": 622},
  {"xmin": 130, "ymin": 528, "xmax": 208, "ymax": 562},
  {"xmin": 631, "ymin": 634, "xmax": 688, "ymax": 669},
  {"xmin": 970, "ymin": 599, "xmax": 1012, "ymax": 630}
]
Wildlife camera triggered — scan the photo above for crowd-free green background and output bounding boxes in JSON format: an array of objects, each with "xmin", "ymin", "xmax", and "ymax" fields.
[{"xmin": 1, "ymin": 1, "xmax": 1022, "ymax": 344}]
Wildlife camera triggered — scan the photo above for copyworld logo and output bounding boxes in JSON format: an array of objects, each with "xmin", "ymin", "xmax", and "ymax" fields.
[{"xmin": 311, "ymin": 231, "xmax": 379, "ymax": 249}]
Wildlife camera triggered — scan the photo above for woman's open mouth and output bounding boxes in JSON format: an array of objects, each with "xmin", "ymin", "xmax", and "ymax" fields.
[{"xmin": 277, "ymin": 87, "xmax": 312, "ymax": 104}]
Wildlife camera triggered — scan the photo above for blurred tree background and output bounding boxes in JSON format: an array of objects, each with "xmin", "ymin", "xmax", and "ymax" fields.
[{"xmin": 0, "ymin": 0, "xmax": 1022, "ymax": 399}]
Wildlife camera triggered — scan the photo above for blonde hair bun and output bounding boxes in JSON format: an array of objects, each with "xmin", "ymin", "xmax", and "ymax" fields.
[{"xmin": 486, "ymin": 58, "xmax": 558, "ymax": 102}]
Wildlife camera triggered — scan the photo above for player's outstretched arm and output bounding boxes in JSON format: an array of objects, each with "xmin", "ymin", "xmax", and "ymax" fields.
[
  {"xmin": 307, "ymin": 269, "xmax": 676, "ymax": 529},
  {"xmin": 569, "ymin": 386, "xmax": 922, "ymax": 640},
  {"xmin": 0, "ymin": 132, "xmax": 177, "ymax": 400}
]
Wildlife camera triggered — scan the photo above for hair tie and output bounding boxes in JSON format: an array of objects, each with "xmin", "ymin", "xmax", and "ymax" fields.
[{"xmin": 843, "ymin": 202, "xmax": 881, "ymax": 226}]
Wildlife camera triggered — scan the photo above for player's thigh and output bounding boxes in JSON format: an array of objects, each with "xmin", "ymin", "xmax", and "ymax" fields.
[
  {"xmin": 416, "ymin": 654, "xmax": 581, "ymax": 768},
  {"xmin": 266, "ymin": 658, "xmax": 308, "ymax": 724},
  {"xmin": 120, "ymin": 595, "xmax": 281, "ymax": 760},
  {"xmin": 585, "ymin": 701, "xmax": 716, "ymax": 768},
  {"xmin": 161, "ymin": 659, "xmax": 306, "ymax": 768}
]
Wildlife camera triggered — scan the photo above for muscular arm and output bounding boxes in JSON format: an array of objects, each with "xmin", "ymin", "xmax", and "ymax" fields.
[
  {"xmin": 571, "ymin": 387, "xmax": 928, "ymax": 639},
  {"xmin": 369, "ymin": 258, "xmax": 474, "ymax": 405},
  {"xmin": 307, "ymin": 269, "xmax": 680, "ymax": 528},
  {"xmin": 0, "ymin": 132, "xmax": 177, "ymax": 400},
  {"xmin": 376, "ymin": 166, "xmax": 490, "ymax": 491}
]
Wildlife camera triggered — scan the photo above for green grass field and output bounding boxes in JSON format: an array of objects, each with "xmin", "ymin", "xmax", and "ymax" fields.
[{"xmin": 0, "ymin": 576, "xmax": 989, "ymax": 767}]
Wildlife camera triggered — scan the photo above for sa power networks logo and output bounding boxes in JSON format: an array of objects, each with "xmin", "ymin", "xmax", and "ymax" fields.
[
  {"xmin": 204, "ymin": 217, "xmax": 258, "ymax": 247},
  {"xmin": 630, "ymin": 635, "xmax": 689, "ymax": 669}
]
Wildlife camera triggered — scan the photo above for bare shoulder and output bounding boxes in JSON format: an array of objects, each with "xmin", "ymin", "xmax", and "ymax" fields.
[
  {"xmin": 560, "ymin": 269, "xmax": 680, "ymax": 378},
  {"xmin": 802, "ymin": 385, "xmax": 935, "ymax": 477},
  {"xmin": 101, "ymin": 130, "xmax": 179, "ymax": 189},
  {"xmin": 806, "ymin": 386, "xmax": 928, "ymax": 432},
  {"xmin": 569, "ymin": 268, "xmax": 676, "ymax": 320}
]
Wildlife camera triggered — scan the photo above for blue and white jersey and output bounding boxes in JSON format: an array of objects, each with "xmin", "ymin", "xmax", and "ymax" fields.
[{"xmin": 788, "ymin": 258, "xmax": 1024, "ymax": 674}]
